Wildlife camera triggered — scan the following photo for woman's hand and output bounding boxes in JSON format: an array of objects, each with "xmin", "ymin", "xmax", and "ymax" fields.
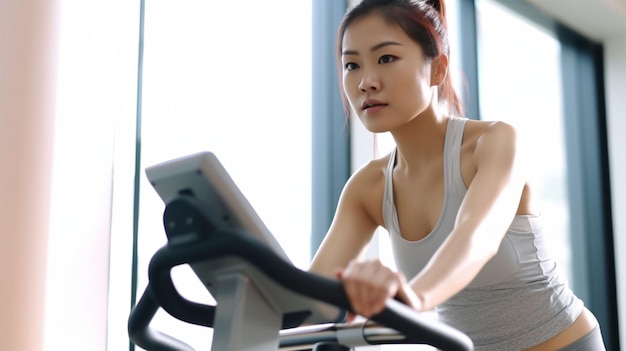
[{"xmin": 336, "ymin": 259, "xmax": 423, "ymax": 320}]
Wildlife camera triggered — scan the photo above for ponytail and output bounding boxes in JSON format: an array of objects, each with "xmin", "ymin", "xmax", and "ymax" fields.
[{"xmin": 429, "ymin": 0, "xmax": 464, "ymax": 116}]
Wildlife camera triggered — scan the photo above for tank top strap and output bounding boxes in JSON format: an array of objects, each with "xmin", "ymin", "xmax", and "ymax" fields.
[
  {"xmin": 443, "ymin": 117, "xmax": 468, "ymax": 198},
  {"xmin": 382, "ymin": 147, "xmax": 398, "ymax": 231}
]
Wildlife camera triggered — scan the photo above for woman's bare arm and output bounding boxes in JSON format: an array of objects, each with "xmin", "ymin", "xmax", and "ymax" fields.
[
  {"xmin": 409, "ymin": 121, "xmax": 528, "ymax": 310},
  {"xmin": 309, "ymin": 164, "xmax": 381, "ymax": 278}
]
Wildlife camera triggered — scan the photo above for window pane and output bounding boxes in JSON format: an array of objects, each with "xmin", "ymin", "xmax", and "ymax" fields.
[
  {"xmin": 136, "ymin": 1, "xmax": 312, "ymax": 349},
  {"xmin": 475, "ymin": 0, "xmax": 572, "ymax": 281}
]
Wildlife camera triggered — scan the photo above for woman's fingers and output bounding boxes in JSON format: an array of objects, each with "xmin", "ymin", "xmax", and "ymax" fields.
[{"xmin": 340, "ymin": 259, "xmax": 402, "ymax": 318}]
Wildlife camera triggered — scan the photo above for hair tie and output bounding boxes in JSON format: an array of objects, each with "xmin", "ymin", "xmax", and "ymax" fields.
[{"xmin": 430, "ymin": 0, "xmax": 441, "ymax": 13}]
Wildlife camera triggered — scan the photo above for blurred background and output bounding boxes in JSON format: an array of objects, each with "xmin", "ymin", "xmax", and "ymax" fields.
[{"xmin": 1, "ymin": 0, "xmax": 624, "ymax": 350}]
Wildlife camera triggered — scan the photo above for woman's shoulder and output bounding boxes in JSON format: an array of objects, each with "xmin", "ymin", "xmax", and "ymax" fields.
[
  {"xmin": 336, "ymin": 152, "xmax": 391, "ymax": 227},
  {"xmin": 461, "ymin": 118, "xmax": 521, "ymax": 151},
  {"xmin": 341, "ymin": 152, "xmax": 391, "ymax": 201},
  {"xmin": 345, "ymin": 152, "xmax": 390, "ymax": 190},
  {"xmin": 460, "ymin": 118, "xmax": 532, "ymax": 182},
  {"xmin": 463, "ymin": 118, "xmax": 518, "ymax": 137}
]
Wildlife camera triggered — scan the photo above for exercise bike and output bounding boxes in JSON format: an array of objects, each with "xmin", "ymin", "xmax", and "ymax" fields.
[{"xmin": 127, "ymin": 151, "xmax": 474, "ymax": 351}]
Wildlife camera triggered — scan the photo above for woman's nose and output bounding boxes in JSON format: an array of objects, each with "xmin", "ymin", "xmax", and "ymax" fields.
[{"xmin": 358, "ymin": 70, "xmax": 380, "ymax": 92}]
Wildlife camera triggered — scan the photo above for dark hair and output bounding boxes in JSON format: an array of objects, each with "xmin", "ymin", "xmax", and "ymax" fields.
[{"xmin": 336, "ymin": 0, "xmax": 464, "ymax": 117}]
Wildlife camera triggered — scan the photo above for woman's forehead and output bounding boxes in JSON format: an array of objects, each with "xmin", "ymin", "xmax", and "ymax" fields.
[{"xmin": 342, "ymin": 14, "xmax": 411, "ymax": 52}]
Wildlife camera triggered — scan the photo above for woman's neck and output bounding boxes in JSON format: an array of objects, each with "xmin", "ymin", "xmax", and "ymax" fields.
[{"xmin": 390, "ymin": 113, "xmax": 449, "ymax": 174}]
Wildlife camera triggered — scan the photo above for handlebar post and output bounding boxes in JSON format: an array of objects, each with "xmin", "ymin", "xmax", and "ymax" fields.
[{"xmin": 211, "ymin": 272, "xmax": 282, "ymax": 351}]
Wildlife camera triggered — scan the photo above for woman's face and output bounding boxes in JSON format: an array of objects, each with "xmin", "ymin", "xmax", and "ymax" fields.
[{"xmin": 341, "ymin": 13, "xmax": 438, "ymax": 133}]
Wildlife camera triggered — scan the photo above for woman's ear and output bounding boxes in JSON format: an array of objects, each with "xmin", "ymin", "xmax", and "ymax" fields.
[{"xmin": 430, "ymin": 54, "xmax": 449, "ymax": 86}]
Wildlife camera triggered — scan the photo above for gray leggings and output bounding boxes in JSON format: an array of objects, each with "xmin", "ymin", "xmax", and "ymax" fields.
[{"xmin": 557, "ymin": 326, "xmax": 605, "ymax": 351}]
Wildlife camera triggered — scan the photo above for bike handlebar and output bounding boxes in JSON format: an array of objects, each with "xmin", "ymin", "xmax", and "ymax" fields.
[{"xmin": 128, "ymin": 197, "xmax": 474, "ymax": 351}]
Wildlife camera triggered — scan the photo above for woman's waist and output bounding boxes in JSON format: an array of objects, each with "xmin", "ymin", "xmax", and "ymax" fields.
[{"xmin": 436, "ymin": 284, "xmax": 584, "ymax": 348}]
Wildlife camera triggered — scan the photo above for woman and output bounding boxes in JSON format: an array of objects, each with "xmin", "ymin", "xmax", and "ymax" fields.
[{"xmin": 309, "ymin": 0, "xmax": 605, "ymax": 350}]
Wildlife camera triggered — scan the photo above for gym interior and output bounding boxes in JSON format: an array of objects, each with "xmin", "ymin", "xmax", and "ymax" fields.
[{"xmin": 1, "ymin": 0, "xmax": 625, "ymax": 350}]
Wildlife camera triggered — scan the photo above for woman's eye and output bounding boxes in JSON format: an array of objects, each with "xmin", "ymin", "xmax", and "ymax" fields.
[
  {"xmin": 379, "ymin": 55, "xmax": 396, "ymax": 64},
  {"xmin": 345, "ymin": 62, "xmax": 359, "ymax": 71}
]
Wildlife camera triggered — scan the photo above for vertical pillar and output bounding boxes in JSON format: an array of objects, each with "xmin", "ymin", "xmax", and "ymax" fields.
[
  {"xmin": 311, "ymin": 0, "xmax": 350, "ymax": 258},
  {"xmin": 0, "ymin": 1, "xmax": 61, "ymax": 350}
]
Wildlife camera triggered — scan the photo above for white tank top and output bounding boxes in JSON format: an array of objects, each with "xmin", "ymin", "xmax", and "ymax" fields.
[{"xmin": 382, "ymin": 117, "xmax": 584, "ymax": 350}]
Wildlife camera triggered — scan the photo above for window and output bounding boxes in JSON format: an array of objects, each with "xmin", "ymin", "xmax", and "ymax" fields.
[
  {"xmin": 45, "ymin": 1, "xmax": 140, "ymax": 350},
  {"xmin": 133, "ymin": 1, "xmax": 312, "ymax": 349}
]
